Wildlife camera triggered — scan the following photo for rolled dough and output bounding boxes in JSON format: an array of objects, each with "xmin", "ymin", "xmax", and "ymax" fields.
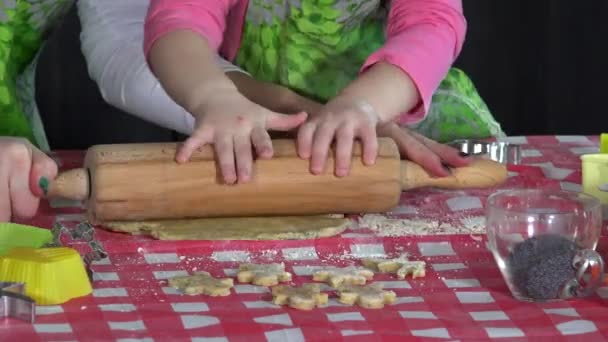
[{"xmin": 102, "ymin": 215, "xmax": 350, "ymax": 240}]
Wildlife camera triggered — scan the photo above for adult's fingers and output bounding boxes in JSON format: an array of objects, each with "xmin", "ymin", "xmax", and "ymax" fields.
[
  {"xmin": 409, "ymin": 131, "xmax": 471, "ymax": 168},
  {"xmin": 334, "ymin": 126, "xmax": 354, "ymax": 177},
  {"xmin": 392, "ymin": 129, "xmax": 450, "ymax": 177},
  {"xmin": 6, "ymin": 142, "xmax": 38, "ymax": 219},
  {"xmin": 234, "ymin": 134, "xmax": 253, "ymax": 183},
  {"xmin": 213, "ymin": 135, "xmax": 236, "ymax": 184},
  {"xmin": 175, "ymin": 126, "xmax": 213, "ymax": 163},
  {"xmin": 251, "ymin": 127, "xmax": 273, "ymax": 159},
  {"xmin": 10, "ymin": 162, "xmax": 39, "ymax": 219},
  {"xmin": 29, "ymin": 147, "xmax": 58, "ymax": 197},
  {"xmin": 0, "ymin": 162, "xmax": 11, "ymax": 222}
]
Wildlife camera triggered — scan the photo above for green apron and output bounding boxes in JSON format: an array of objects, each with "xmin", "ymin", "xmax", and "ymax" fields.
[
  {"xmin": 234, "ymin": 0, "xmax": 504, "ymax": 142},
  {"xmin": 0, "ymin": 0, "xmax": 73, "ymax": 150}
]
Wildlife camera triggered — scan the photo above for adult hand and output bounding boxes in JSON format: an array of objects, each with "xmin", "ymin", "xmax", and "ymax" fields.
[
  {"xmin": 0, "ymin": 137, "xmax": 58, "ymax": 222},
  {"xmin": 377, "ymin": 122, "xmax": 470, "ymax": 177}
]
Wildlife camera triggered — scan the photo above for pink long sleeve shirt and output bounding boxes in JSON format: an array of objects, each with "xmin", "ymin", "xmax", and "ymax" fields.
[{"xmin": 143, "ymin": 0, "xmax": 466, "ymax": 124}]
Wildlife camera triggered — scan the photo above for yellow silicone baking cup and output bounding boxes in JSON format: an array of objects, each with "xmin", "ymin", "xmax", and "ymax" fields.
[{"xmin": 0, "ymin": 247, "xmax": 92, "ymax": 305}]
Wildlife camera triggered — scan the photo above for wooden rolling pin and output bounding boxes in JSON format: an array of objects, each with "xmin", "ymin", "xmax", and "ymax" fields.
[{"xmin": 47, "ymin": 138, "xmax": 507, "ymax": 222}]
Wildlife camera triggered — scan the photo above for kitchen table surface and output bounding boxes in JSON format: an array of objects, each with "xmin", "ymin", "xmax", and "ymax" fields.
[{"xmin": 3, "ymin": 135, "xmax": 607, "ymax": 342}]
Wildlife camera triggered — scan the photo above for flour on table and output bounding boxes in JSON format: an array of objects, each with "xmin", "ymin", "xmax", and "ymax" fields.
[
  {"xmin": 359, "ymin": 215, "xmax": 441, "ymax": 236},
  {"xmin": 360, "ymin": 214, "xmax": 487, "ymax": 236},
  {"xmin": 459, "ymin": 216, "xmax": 486, "ymax": 233}
]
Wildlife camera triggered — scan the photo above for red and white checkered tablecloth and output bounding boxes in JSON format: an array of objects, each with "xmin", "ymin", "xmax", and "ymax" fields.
[{"xmin": 3, "ymin": 135, "xmax": 608, "ymax": 342}]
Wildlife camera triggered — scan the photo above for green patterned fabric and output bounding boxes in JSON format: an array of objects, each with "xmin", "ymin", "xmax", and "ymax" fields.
[
  {"xmin": 235, "ymin": 0, "xmax": 386, "ymax": 102},
  {"xmin": 235, "ymin": 0, "xmax": 504, "ymax": 141},
  {"xmin": 410, "ymin": 68, "xmax": 505, "ymax": 142},
  {"xmin": 0, "ymin": 0, "xmax": 73, "ymax": 149}
]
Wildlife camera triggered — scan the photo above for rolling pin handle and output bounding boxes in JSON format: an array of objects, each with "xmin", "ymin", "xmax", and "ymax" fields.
[
  {"xmin": 46, "ymin": 168, "xmax": 90, "ymax": 201},
  {"xmin": 399, "ymin": 158, "xmax": 508, "ymax": 190},
  {"xmin": 399, "ymin": 160, "xmax": 432, "ymax": 190}
]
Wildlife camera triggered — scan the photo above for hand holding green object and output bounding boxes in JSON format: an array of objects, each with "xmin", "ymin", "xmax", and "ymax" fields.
[{"xmin": 0, "ymin": 223, "xmax": 52, "ymax": 256}]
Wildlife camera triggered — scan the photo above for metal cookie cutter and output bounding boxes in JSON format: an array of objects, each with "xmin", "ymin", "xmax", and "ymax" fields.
[
  {"xmin": 0, "ymin": 282, "xmax": 35, "ymax": 323},
  {"xmin": 45, "ymin": 221, "xmax": 108, "ymax": 281},
  {"xmin": 449, "ymin": 139, "xmax": 521, "ymax": 165}
]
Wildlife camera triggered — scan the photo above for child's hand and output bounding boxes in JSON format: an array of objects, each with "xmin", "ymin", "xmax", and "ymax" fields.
[
  {"xmin": 377, "ymin": 122, "xmax": 471, "ymax": 176},
  {"xmin": 297, "ymin": 98, "xmax": 379, "ymax": 177},
  {"xmin": 178, "ymin": 91, "xmax": 308, "ymax": 184},
  {"xmin": 0, "ymin": 137, "xmax": 58, "ymax": 222}
]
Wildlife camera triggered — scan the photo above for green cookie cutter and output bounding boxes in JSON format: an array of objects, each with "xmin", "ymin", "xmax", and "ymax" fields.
[{"xmin": 0, "ymin": 223, "xmax": 53, "ymax": 257}]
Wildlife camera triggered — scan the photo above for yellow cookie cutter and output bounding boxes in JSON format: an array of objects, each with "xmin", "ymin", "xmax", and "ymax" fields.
[
  {"xmin": 601, "ymin": 133, "xmax": 607, "ymax": 153},
  {"xmin": 0, "ymin": 222, "xmax": 102, "ymax": 306},
  {"xmin": 581, "ymin": 153, "xmax": 608, "ymax": 220}
]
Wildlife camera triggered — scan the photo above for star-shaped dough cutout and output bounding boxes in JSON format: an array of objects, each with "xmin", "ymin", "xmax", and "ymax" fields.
[
  {"xmin": 362, "ymin": 256, "xmax": 426, "ymax": 279},
  {"xmin": 168, "ymin": 271, "xmax": 234, "ymax": 296},
  {"xmin": 271, "ymin": 283, "xmax": 328, "ymax": 310},
  {"xmin": 237, "ymin": 263, "xmax": 292, "ymax": 286},
  {"xmin": 336, "ymin": 283, "xmax": 397, "ymax": 309},
  {"xmin": 312, "ymin": 266, "xmax": 374, "ymax": 288}
]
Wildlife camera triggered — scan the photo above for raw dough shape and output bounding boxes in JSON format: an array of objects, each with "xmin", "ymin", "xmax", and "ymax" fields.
[
  {"xmin": 103, "ymin": 215, "xmax": 349, "ymax": 240},
  {"xmin": 271, "ymin": 283, "xmax": 328, "ymax": 310},
  {"xmin": 312, "ymin": 266, "xmax": 374, "ymax": 288},
  {"xmin": 168, "ymin": 271, "xmax": 234, "ymax": 296},
  {"xmin": 237, "ymin": 263, "xmax": 292, "ymax": 286},
  {"xmin": 362, "ymin": 256, "xmax": 426, "ymax": 279},
  {"xmin": 337, "ymin": 283, "xmax": 397, "ymax": 309}
]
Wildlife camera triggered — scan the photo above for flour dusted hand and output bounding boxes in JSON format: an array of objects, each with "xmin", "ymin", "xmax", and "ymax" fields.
[
  {"xmin": 297, "ymin": 98, "xmax": 379, "ymax": 177},
  {"xmin": 178, "ymin": 90, "xmax": 307, "ymax": 184},
  {"xmin": 0, "ymin": 137, "xmax": 58, "ymax": 222}
]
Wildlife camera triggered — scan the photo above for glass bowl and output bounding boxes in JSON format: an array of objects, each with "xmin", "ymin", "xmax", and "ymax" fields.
[{"xmin": 486, "ymin": 189, "xmax": 604, "ymax": 302}]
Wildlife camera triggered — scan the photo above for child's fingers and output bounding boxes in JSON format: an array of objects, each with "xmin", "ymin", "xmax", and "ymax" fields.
[
  {"xmin": 335, "ymin": 126, "xmax": 354, "ymax": 177},
  {"xmin": 176, "ymin": 138, "xmax": 199, "ymax": 163},
  {"xmin": 297, "ymin": 122, "xmax": 316, "ymax": 159},
  {"xmin": 310, "ymin": 124, "xmax": 336, "ymax": 174},
  {"xmin": 359, "ymin": 125, "xmax": 378, "ymax": 166},
  {"xmin": 214, "ymin": 135, "xmax": 237, "ymax": 185},
  {"xmin": 251, "ymin": 127, "xmax": 273, "ymax": 159},
  {"xmin": 266, "ymin": 111, "xmax": 308, "ymax": 131},
  {"xmin": 176, "ymin": 127, "xmax": 213, "ymax": 163},
  {"xmin": 234, "ymin": 134, "xmax": 253, "ymax": 183}
]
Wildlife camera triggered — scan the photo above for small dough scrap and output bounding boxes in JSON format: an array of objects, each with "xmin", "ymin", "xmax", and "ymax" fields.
[
  {"xmin": 312, "ymin": 266, "xmax": 374, "ymax": 288},
  {"xmin": 271, "ymin": 283, "xmax": 328, "ymax": 310},
  {"xmin": 237, "ymin": 263, "xmax": 292, "ymax": 286},
  {"xmin": 337, "ymin": 283, "xmax": 397, "ymax": 309},
  {"xmin": 168, "ymin": 271, "xmax": 234, "ymax": 296},
  {"xmin": 103, "ymin": 215, "xmax": 349, "ymax": 240},
  {"xmin": 362, "ymin": 256, "xmax": 426, "ymax": 279}
]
